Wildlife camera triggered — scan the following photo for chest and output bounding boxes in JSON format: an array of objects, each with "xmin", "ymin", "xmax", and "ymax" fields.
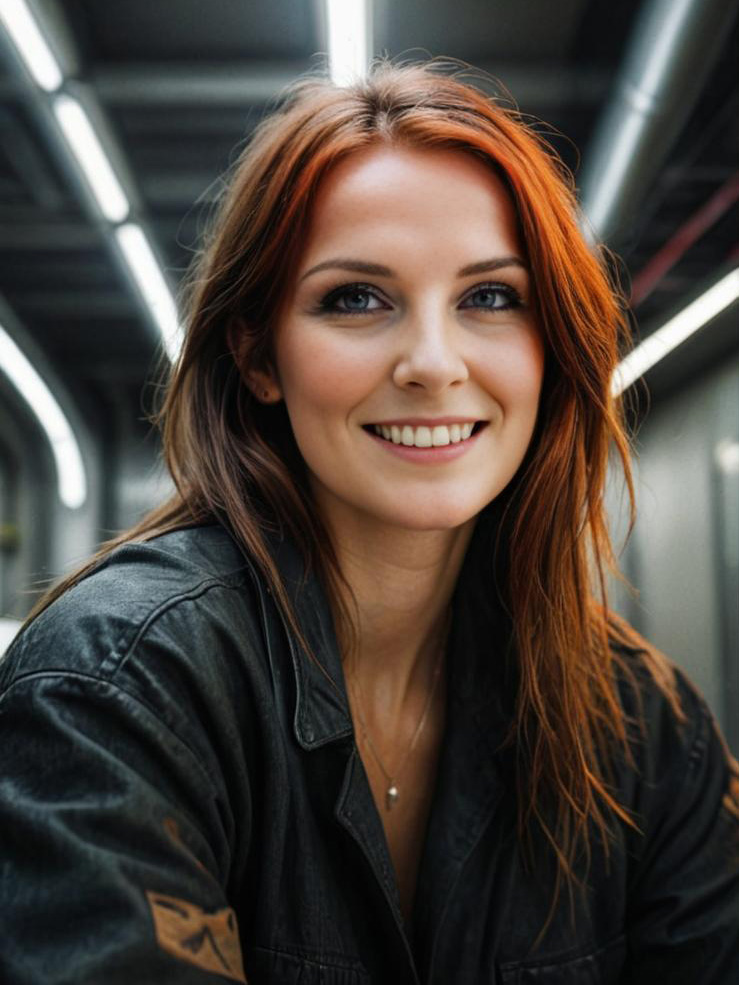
[{"xmin": 354, "ymin": 694, "xmax": 446, "ymax": 926}]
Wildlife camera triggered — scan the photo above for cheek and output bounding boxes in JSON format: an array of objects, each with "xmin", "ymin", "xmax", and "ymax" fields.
[
  {"xmin": 276, "ymin": 328, "xmax": 381, "ymax": 416},
  {"xmin": 480, "ymin": 328, "xmax": 545, "ymax": 418}
]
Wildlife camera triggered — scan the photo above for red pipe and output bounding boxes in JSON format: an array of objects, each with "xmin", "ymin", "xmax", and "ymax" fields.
[{"xmin": 630, "ymin": 172, "xmax": 739, "ymax": 307}]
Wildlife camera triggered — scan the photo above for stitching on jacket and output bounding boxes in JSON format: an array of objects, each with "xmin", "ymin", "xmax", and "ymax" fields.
[{"xmin": 105, "ymin": 574, "xmax": 251, "ymax": 679}]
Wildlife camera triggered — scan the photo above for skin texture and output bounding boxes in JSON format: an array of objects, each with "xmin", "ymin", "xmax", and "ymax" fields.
[{"xmin": 248, "ymin": 145, "xmax": 546, "ymax": 923}]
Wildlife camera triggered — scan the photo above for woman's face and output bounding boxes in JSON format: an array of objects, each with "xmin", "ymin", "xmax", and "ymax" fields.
[{"xmin": 268, "ymin": 145, "xmax": 545, "ymax": 533}]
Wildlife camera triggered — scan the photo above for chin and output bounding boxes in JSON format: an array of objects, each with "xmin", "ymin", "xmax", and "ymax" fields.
[{"xmin": 372, "ymin": 497, "xmax": 486, "ymax": 533}]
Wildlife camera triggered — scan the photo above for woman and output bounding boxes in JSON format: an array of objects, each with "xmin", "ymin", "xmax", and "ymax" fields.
[{"xmin": 1, "ymin": 62, "xmax": 737, "ymax": 984}]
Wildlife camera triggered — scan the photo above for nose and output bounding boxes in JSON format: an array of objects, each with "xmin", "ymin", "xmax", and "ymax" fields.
[{"xmin": 392, "ymin": 307, "xmax": 469, "ymax": 392}]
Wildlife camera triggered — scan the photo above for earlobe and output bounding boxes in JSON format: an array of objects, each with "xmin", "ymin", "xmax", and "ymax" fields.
[
  {"xmin": 245, "ymin": 369, "xmax": 282, "ymax": 404},
  {"xmin": 226, "ymin": 317, "xmax": 282, "ymax": 403}
]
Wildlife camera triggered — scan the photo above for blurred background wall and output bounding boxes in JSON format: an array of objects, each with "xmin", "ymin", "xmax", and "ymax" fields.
[{"xmin": 0, "ymin": 0, "xmax": 737, "ymax": 748}]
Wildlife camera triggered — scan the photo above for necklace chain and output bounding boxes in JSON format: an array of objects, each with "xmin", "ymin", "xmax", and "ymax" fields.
[{"xmin": 346, "ymin": 613, "xmax": 449, "ymax": 811}]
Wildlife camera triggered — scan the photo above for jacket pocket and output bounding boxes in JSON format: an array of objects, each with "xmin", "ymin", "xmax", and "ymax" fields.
[
  {"xmin": 498, "ymin": 934, "xmax": 626, "ymax": 984},
  {"xmin": 244, "ymin": 945, "xmax": 372, "ymax": 984}
]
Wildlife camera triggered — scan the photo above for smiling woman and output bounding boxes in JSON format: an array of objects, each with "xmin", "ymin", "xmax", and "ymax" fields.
[{"xmin": 1, "ymin": 61, "xmax": 737, "ymax": 985}]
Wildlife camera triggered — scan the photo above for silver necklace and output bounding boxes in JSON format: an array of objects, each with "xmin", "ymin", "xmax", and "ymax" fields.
[{"xmin": 346, "ymin": 618, "xmax": 449, "ymax": 811}]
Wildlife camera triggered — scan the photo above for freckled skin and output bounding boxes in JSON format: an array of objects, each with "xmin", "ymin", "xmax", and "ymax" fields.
[{"xmin": 269, "ymin": 145, "xmax": 545, "ymax": 535}]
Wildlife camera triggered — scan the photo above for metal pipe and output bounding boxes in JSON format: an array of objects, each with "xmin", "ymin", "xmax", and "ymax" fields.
[
  {"xmin": 579, "ymin": 0, "xmax": 737, "ymax": 246},
  {"xmin": 631, "ymin": 172, "xmax": 739, "ymax": 307}
]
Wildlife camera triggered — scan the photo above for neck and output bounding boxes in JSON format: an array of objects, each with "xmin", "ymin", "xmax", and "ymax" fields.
[{"xmin": 322, "ymin": 506, "xmax": 475, "ymax": 714}]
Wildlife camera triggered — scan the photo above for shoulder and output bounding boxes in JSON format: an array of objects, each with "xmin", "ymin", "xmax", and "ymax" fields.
[
  {"xmin": 0, "ymin": 523, "xmax": 263, "ymax": 696},
  {"xmin": 602, "ymin": 633, "xmax": 739, "ymax": 970},
  {"xmin": 609, "ymin": 627, "xmax": 713, "ymax": 765},
  {"xmin": 608, "ymin": 631, "xmax": 739, "ymax": 859}
]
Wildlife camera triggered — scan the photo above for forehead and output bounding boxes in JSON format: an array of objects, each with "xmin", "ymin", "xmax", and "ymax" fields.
[{"xmin": 298, "ymin": 145, "xmax": 523, "ymax": 267}]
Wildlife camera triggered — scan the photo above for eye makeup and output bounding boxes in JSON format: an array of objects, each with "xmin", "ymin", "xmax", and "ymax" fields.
[{"xmin": 312, "ymin": 280, "xmax": 526, "ymax": 317}]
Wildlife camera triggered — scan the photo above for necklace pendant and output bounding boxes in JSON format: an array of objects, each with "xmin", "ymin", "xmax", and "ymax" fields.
[{"xmin": 386, "ymin": 784, "xmax": 399, "ymax": 810}]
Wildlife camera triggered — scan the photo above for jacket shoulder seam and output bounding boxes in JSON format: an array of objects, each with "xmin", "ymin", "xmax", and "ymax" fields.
[
  {"xmin": 103, "ymin": 574, "xmax": 253, "ymax": 679},
  {"xmin": 6, "ymin": 572, "xmax": 253, "ymax": 688}
]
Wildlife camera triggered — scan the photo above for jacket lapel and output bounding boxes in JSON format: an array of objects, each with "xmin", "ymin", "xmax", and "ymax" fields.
[{"xmin": 254, "ymin": 532, "xmax": 420, "ymax": 977}]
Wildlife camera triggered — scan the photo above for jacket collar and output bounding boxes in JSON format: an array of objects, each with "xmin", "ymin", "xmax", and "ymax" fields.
[
  {"xmin": 262, "ymin": 510, "xmax": 516, "ymax": 751},
  {"xmin": 267, "ymin": 533, "xmax": 354, "ymax": 749}
]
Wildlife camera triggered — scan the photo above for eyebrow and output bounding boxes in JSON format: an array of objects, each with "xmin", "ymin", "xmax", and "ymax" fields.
[{"xmin": 299, "ymin": 255, "xmax": 528, "ymax": 283}]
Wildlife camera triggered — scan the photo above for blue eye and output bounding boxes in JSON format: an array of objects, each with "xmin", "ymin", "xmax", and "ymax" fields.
[
  {"xmin": 460, "ymin": 283, "xmax": 521, "ymax": 311},
  {"xmin": 319, "ymin": 284, "xmax": 386, "ymax": 315}
]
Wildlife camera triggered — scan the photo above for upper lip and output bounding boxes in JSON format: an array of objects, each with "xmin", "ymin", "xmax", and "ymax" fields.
[{"xmin": 366, "ymin": 417, "xmax": 484, "ymax": 427}]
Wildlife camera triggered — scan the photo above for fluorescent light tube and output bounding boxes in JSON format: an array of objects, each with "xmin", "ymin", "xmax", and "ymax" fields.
[
  {"xmin": 326, "ymin": 0, "xmax": 369, "ymax": 86},
  {"xmin": 715, "ymin": 439, "xmax": 739, "ymax": 476},
  {"xmin": 0, "ymin": 322, "xmax": 87, "ymax": 508},
  {"xmin": 53, "ymin": 93, "xmax": 129, "ymax": 223},
  {"xmin": 612, "ymin": 267, "xmax": 739, "ymax": 396},
  {"xmin": 0, "ymin": 0, "xmax": 63, "ymax": 92},
  {"xmin": 114, "ymin": 223, "xmax": 182, "ymax": 363}
]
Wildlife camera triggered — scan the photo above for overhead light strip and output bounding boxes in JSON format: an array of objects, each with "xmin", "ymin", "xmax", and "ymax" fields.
[
  {"xmin": 0, "ymin": 320, "xmax": 87, "ymax": 509},
  {"xmin": 612, "ymin": 267, "xmax": 739, "ymax": 396},
  {"xmin": 115, "ymin": 224, "xmax": 182, "ymax": 364},
  {"xmin": 325, "ymin": 0, "xmax": 369, "ymax": 86},
  {"xmin": 0, "ymin": 0, "xmax": 181, "ymax": 362},
  {"xmin": 0, "ymin": 0, "xmax": 62, "ymax": 91},
  {"xmin": 52, "ymin": 94, "xmax": 130, "ymax": 223}
]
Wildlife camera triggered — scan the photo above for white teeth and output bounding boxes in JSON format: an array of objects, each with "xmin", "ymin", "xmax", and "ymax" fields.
[
  {"xmin": 432, "ymin": 425, "xmax": 450, "ymax": 446},
  {"xmin": 372, "ymin": 422, "xmax": 479, "ymax": 447},
  {"xmin": 415, "ymin": 426, "xmax": 432, "ymax": 447}
]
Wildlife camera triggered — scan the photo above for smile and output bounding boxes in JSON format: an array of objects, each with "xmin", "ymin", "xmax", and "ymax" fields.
[{"xmin": 365, "ymin": 422, "xmax": 485, "ymax": 448}]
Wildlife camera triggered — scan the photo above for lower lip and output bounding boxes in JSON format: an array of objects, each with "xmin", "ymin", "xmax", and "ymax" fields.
[{"xmin": 364, "ymin": 426, "xmax": 486, "ymax": 463}]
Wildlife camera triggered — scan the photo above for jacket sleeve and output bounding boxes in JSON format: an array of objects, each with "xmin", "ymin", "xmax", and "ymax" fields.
[
  {"xmin": 621, "ymin": 674, "xmax": 739, "ymax": 983},
  {"xmin": 0, "ymin": 669, "xmax": 248, "ymax": 985}
]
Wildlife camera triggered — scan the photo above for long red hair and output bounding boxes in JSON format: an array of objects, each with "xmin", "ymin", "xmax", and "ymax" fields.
[{"xmin": 27, "ymin": 60, "xmax": 683, "ymax": 943}]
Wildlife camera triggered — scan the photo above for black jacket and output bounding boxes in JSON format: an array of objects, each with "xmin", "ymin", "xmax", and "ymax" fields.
[{"xmin": 1, "ymin": 522, "xmax": 737, "ymax": 984}]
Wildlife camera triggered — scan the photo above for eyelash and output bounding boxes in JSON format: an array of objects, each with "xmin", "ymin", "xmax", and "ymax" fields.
[{"xmin": 316, "ymin": 281, "xmax": 524, "ymax": 317}]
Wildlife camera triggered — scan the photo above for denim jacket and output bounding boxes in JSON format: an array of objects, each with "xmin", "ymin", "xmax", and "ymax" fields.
[{"xmin": 1, "ymin": 522, "xmax": 738, "ymax": 984}]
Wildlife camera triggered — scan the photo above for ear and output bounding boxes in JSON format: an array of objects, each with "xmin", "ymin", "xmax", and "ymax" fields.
[
  {"xmin": 226, "ymin": 317, "xmax": 283, "ymax": 404},
  {"xmin": 245, "ymin": 367, "xmax": 283, "ymax": 404}
]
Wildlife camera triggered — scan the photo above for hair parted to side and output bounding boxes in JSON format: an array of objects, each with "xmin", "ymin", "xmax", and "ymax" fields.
[{"xmin": 26, "ymin": 59, "xmax": 684, "ymax": 946}]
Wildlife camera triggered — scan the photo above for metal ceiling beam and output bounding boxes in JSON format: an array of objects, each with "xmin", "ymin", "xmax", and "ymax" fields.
[
  {"xmin": 0, "ymin": 219, "xmax": 102, "ymax": 250},
  {"xmin": 88, "ymin": 61, "xmax": 608, "ymax": 110},
  {"xmin": 139, "ymin": 172, "xmax": 221, "ymax": 208},
  {"xmin": 454, "ymin": 63, "xmax": 609, "ymax": 109},
  {"xmin": 579, "ymin": 0, "xmax": 738, "ymax": 246},
  {"xmin": 11, "ymin": 290, "xmax": 136, "ymax": 318},
  {"xmin": 93, "ymin": 61, "xmax": 314, "ymax": 106},
  {"xmin": 0, "ymin": 106, "xmax": 65, "ymax": 208}
]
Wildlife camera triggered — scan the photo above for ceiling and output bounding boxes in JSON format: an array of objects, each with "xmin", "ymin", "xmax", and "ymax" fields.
[{"xmin": 0, "ymin": 0, "xmax": 737, "ymax": 436}]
